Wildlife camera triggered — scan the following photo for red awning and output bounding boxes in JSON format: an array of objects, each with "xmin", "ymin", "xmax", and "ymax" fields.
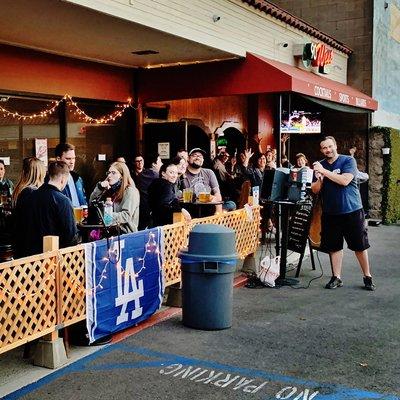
[
  {"xmin": 247, "ymin": 53, "xmax": 377, "ymax": 111},
  {"xmin": 138, "ymin": 53, "xmax": 378, "ymax": 111}
]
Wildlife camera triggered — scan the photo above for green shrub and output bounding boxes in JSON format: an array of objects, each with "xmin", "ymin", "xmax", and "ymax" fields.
[{"xmin": 370, "ymin": 126, "xmax": 400, "ymax": 223}]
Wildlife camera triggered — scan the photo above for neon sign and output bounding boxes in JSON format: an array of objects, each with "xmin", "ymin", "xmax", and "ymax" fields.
[{"xmin": 302, "ymin": 43, "xmax": 333, "ymax": 74}]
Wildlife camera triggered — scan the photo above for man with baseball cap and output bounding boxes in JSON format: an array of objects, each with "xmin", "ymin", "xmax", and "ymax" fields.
[{"xmin": 182, "ymin": 148, "xmax": 222, "ymax": 215}]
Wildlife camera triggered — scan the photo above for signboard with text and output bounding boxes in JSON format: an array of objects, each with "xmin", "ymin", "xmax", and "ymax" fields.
[{"xmin": 302, "ymin": 42, "xmax": 333, "ymax": 74}]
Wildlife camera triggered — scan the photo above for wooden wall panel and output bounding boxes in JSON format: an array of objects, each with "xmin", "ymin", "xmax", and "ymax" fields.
[{"xmin": 161, "ymin": 95, "xmax": 248, "ymax": 135}]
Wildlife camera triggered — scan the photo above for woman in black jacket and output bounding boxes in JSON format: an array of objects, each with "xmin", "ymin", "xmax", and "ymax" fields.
[{"xmin": 148, "ymin": 161, "xmax": 191, "ymax": 227}]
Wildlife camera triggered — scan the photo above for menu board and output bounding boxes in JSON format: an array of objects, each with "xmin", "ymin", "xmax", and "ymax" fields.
[{"xmin": 287, "ymin": 201, "xmax": 313, "ymax": 254}]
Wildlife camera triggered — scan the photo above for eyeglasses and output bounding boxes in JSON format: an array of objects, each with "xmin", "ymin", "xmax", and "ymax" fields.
[
  {"xmin": 135, "ymin": 159, "xmax": 144, "ymax": 163},
  {"xmin": 106, "ymin": 170, "xmax": 119, "ymax": 175}
]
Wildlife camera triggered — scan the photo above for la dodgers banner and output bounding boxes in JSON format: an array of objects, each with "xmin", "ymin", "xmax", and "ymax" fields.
[{"xmin": 84, "ymin": 228, "xmax": 164, "ymax": 343}]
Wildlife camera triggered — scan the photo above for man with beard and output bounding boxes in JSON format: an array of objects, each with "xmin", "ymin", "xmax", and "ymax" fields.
[
  {"xmin": 182, "ymin": 148, "xmax": 222, "ymax": 215},
  {"xmin": 312, "ymin": 136, "xmax": 375, "ymax": 291}
]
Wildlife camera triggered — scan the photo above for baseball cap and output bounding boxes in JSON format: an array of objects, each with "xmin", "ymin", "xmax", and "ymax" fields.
[{"xmin": 188, "ymin": 148, "xmax": 206, "ymax": 156}]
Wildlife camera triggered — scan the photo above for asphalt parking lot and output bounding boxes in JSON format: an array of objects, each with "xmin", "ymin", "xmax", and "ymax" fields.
[{"xmin": 2, "ymin": 225, "xmax": 399, "ymax": 400}]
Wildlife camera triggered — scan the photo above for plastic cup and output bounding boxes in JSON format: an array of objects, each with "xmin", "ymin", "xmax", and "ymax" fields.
[
  {"xmin": 183, "ymin": 188, "xmax": 193, "ymax": 203},
  {"xmin": 73, "ymin": 207, "xmax": 83, "ymax": 223}
]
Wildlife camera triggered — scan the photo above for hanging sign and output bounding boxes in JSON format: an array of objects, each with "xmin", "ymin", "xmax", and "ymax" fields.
[
  {"xmin": 302, "ymin": 42, "xmax": 333, "ymax": 74},
  {"xmin": 217, "ymin": 137, "xmax": 228, "ymax": 148}
]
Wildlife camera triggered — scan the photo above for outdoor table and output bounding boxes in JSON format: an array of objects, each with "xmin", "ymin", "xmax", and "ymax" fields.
[
  {"xmin": 180, "ymin": 200, "xmax": 223, "ymax": 218},
  {"xmin": 77, "ymin": 222, "xmax": 118, "ymax": 243}
]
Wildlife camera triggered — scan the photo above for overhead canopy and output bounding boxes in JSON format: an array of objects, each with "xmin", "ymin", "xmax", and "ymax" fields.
[{"xmin": 138, "ymin": 52, "xmax": 378, "ymax": 111}]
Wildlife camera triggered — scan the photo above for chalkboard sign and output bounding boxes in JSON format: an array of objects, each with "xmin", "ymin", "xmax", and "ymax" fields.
[{"xmin": 287, "ymin": 201, "xmax": 313, "ymax": 254}]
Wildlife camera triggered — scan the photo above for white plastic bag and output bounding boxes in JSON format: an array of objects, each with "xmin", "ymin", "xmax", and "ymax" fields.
[{"xmin": 257, "ymin": 255, "xmax": 280, "ymax": 287}]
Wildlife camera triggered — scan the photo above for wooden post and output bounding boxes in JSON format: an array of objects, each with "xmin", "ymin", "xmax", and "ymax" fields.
[
  {"xmin": 33, "ymin": 236, "xmax": 68, "ymax": 369},
  {"xmin": 43, "ymin": 236, "xmax": 59, "ymax": 252}
]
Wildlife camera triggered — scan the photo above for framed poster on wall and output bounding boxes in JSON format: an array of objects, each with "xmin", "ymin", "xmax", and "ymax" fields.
[{"xmin": 35, "ymin": 138, "xmax": 48, "ymax": 166}]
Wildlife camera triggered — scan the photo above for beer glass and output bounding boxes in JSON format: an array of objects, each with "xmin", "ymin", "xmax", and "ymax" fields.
[
  {"xmin": 182, "ymin": 188, "xmax": 193, "ymax": 203},
  {"xmin": 198, "ymin": 192, "xmax": 211, "ymax": 203}
]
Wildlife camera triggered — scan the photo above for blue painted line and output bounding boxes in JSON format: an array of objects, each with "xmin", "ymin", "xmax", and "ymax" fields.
[
  {"xmin": 2, "ymin": 345, "xmax": 115, "ymax": 400},
  {"xmin": 4, "ymin": 343, "xmax": 399, "ymax": 400}
]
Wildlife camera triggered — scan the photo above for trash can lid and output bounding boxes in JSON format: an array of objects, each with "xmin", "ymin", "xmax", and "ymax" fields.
[
  {"xmin": 179, "ymin": 224, "xmax": 237, "ymax": 262},
  {"xmin": 179, "ymin": 249, "xmax": 237, "ymax": 263}
]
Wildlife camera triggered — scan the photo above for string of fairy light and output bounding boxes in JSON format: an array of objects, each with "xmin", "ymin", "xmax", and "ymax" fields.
[
  {"xmin": 0, "ymin": 94, "xmax": 136, "ymax": 124},
  {"xmin": 0, "ymin": 231, "xmax": 161, "ymax": 301},
  {"xmin": 0, "ymin": 207, "xmax": 257, "ymax": 301},
  {"xmin": 87, "ymin": 231, "xmax": 161, "ymax": 294}
]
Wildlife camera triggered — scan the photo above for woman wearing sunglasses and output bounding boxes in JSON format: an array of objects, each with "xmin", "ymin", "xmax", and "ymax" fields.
[{"xmin": 89, "ymin": 161, "xmax": 140, "ymax": 233}]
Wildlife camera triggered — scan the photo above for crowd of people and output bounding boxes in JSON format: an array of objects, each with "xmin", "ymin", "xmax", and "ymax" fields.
[
  {"xmin": 0, "ymin": 137, "xmax": 374, "ymax": 291},
  {"xmin": 0, "ymin": 141, "xmax": 305, "ymax": 259}
]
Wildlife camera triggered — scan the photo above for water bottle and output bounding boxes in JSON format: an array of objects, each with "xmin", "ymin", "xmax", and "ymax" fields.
[{"xmin": 103, "ymin": 197, "xmax": 113, "ymax": 226}]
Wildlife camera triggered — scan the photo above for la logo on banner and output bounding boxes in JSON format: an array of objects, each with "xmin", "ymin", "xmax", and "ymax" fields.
[{"xmin": 112, "ymin": 239, "xmax": 145, "ymax": 325}]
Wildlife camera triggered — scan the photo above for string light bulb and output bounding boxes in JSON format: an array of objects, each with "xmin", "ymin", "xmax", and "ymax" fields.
[{"xmin": 0, "ymin": 94, "xmax": 136, "ymax": 124}]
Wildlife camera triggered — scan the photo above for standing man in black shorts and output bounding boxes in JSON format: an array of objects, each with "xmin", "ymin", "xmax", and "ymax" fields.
[{"xmin": 312, "ymin": 136, "xmax": 375, "ymax": 291}]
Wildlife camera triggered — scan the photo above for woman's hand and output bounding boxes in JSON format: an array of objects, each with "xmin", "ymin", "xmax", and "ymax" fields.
[{"xmin": 99, "ymin": 180, "xmax": 111, "ymax": 190}]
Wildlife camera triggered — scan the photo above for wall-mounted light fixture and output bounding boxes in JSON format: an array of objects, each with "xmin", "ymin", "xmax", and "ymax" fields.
[
  {"xmin": 384, "ymin": 2, "xmax": 389, "ymax": 10},
  {"xmin": 333, "ymin": 65, "xmax": 343, "ymax": 71},
  {"xmin": 382, "ymin": 147, "xmax": 391, "ymax": 155},
  {"xmin": 277, "ymin": 42, "xmax": 289, "ymax": 48},
  {"xmin": 212, "ymin": 14, "xmax": 221, "ymax": 22}
]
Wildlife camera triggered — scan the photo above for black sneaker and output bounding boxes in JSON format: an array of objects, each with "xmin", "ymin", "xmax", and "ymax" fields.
[
  {"xmin": 325, "ymin": 276, "xmax": 343, "ymax": 289},
  {"xmin": 363, "ymin": 276, "xmax": 375, "ymax": 291}
]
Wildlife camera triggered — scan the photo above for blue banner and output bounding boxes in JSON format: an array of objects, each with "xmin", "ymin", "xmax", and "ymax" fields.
[{"xmin": 84, "ymin": 228, "xmax": 164, "ymax": 343}]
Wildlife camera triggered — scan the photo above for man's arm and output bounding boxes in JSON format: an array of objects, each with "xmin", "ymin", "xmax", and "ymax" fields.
[
  {"xmin": 311, "ymin": 176, "xmax": 323, "ymax": 194},
  {"xmin": 313, "ymin": 161, "xmax": 354, "ymax": 186},
  {"xmin": 59, "ymin": 199, "xmax": 79, "ymax": 246},
  {"xmin": 207, "ymin": 169, "xmax": 223, "ymax": 213}
]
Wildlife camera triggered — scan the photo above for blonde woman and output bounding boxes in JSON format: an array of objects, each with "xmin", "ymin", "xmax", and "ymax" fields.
[
  {"xmin": 12, "ymin": 157, "xmax": 46, "ymax": 207},
  {"xmin": 89, "ymin": 161, "xmax": 140, "ymax": 233},
  {"xmin": 12, "ymin": 157, "xmax": 46, "ymax": 258}
]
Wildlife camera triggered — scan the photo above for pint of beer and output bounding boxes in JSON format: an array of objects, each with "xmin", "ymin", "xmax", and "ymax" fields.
[
  {"xmin": 198, "ymin": 192, "xmax": 211, "ymax": 203},
  {"xmin": 182, "ymin": 188, "xmax": 193, "ymax": 203}
]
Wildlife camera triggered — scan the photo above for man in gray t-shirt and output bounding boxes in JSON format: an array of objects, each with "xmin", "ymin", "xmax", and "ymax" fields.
[{"xmin": 182, "ymin": 148, "xmax": 222, "ymax": 214}]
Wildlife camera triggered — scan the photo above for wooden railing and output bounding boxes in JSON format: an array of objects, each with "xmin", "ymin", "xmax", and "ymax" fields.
[{"xmin": 0, "ymin": 206, "xmax": 260, "ymax": 355}]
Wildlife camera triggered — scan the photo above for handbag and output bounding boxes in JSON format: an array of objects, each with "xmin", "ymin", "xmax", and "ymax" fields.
[{"xmin": 257, "ymin": 255, "xmax": 280, "ymax": 287}]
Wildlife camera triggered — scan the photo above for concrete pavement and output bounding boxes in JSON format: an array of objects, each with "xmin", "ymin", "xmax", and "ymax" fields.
[{"xmin": 1, "ymin": 224, "xmax": 399, "ymax": 399}]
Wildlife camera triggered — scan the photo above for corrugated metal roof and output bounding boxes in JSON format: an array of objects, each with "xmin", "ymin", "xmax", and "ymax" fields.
[{"xmin": 241, "ymin": 0, "xmax": 353, "ymax": 55}]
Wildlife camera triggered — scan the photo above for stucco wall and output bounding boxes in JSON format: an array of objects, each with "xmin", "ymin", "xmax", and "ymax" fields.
[
  {"xmin": 372, "ymin": 1, "xmax": 400, "ymax": 129},
  {"xmin": 66, "ymin": 0, "xmax": 348, "ymax": 83}
]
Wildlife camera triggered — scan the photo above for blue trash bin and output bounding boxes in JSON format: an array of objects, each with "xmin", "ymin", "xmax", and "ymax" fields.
[{"xmin": 179, "ymin": 224, "xmax": 237, "ymax": 330}]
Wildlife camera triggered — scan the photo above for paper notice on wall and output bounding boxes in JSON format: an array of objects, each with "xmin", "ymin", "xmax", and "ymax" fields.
[
  {"xmin": 158, "ymin": 142, "xmax": 170, "ymax": 159},
  {"xmin": 35, "ymin": 138, "xmax": 48, "ymax": 166},
  {"xmin": 0, "ymin": 157, "xmax": 10, "ymax": 166}
]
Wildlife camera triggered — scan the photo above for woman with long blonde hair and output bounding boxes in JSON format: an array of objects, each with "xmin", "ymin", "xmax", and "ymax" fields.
[
  {"xmin": 12, "ymin": 157, "xmax": 46, "ymax": 207},
  {"xmin": 89, "ymin": 161, "xmax": 140, "ymax": 233}
]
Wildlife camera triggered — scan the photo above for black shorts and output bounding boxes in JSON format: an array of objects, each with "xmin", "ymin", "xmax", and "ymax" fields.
[{"xmin": 321, "ymin": 209, "xmax": 370, "ymax": 252}]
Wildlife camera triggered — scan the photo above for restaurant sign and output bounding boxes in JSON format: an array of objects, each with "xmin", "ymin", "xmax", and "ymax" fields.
[
  {"xmin": 302, "ymin": 42, "xmax": 333, "ymax": 74},
  {"xmin": 309, "ymin": 84, "xmax": 371, "ymax": 109}
]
